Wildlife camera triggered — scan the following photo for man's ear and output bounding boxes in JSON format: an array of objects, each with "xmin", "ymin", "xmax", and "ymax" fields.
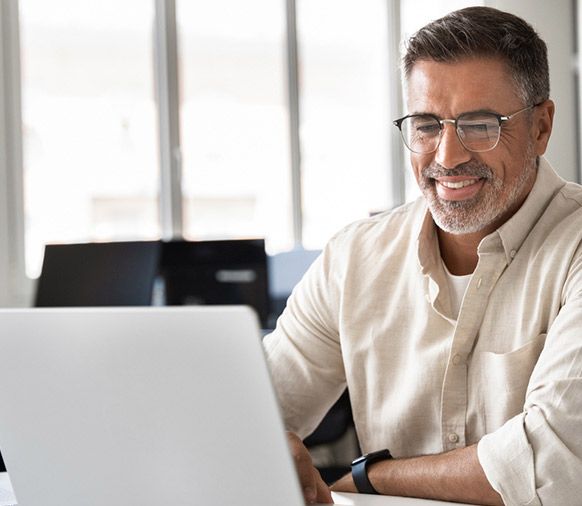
[{"xmin": 533, "ymin": 99, "xmax": 555, "ymax": 156}]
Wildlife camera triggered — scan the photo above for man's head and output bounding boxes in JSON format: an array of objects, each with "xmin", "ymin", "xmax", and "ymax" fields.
[
  {"xmin": 403, "ymin": 6, "xmax": 549, "ymax": 107},
  {"xmin": 399, "ymin": 7, "xmax": 554, "ymax": 236}
]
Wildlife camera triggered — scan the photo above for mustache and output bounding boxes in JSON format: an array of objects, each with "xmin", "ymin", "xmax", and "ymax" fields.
[{"xmin": 422, "ymin": 161, "xmax": 494, "ymax": 180}]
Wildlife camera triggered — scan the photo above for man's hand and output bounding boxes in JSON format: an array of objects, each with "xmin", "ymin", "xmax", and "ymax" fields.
[{"xmin": 286, "ymin": 431, "xmax": 333, "ymax": 504}]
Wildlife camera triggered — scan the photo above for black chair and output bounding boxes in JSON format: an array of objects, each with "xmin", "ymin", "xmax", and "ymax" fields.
[
  {"xmin": 304, "ymin": 390, "xmax": 358, "ymax": 484},
  {"xmin": 160, "ymin": 239, "xmax": 270, "ymax": 328},
  {"xmin": 35, "ymin": 241, "xmax": 161, "ymax": 307}
]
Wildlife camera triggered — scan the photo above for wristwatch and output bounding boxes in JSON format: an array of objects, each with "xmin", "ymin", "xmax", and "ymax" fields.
[{"xmin": 351, "ymin": 449, "xmax": 392, "ymax": 494}]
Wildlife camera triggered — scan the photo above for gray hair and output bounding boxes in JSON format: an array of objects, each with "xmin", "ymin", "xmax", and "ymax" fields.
[{"xmin": 402, "ymin": 6, "xmax": 549, "ymax": 106}]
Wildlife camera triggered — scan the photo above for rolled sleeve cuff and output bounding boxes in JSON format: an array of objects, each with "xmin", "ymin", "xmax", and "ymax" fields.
[{"xmin": 477, "ymin": 413, "xmax": 540, "ymax": 506}]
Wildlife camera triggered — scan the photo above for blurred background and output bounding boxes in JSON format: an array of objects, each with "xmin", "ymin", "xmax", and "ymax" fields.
[{"xmin": 0, "ymin": 0, "xmax": 578, "ymax": 306}]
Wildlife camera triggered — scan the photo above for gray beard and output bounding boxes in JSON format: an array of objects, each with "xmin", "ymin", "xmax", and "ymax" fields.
[{"xmin": 419, "ymin": 151, "xmax": 537, "ymax": 235}]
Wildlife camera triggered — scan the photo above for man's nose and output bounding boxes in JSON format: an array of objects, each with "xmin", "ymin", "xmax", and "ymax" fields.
[{"xmin": 434, "ymin": 123, "xmax": 472, "ymax": 169}]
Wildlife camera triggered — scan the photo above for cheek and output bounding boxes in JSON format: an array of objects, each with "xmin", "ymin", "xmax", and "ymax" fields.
[
  {"xmin": 475, "ymin": 153, "xmax": 505, "ymax": 182},
  {"xmin": 410, "ymin": 154, "xmax": 432, "ymax": 181}
]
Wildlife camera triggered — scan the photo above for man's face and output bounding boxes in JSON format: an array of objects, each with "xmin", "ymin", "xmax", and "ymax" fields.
[{"xmin": 406, "ymin": 57, "xmax": 544, "ymax": 236}]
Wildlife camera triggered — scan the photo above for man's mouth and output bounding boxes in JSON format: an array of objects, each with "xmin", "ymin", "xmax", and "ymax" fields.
[
  {"xmin": 433, "ymin": 176, "xmax": 485, "ymax": 201},
  {"xmin": 437, "ymin": 178, "xmax": 482, "ymax": 189}
]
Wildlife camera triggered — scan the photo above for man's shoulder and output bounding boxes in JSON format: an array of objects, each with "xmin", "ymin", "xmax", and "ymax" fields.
[{"xmin": 327, "ymin": 197, "xmax": 426, "ymax": 251}]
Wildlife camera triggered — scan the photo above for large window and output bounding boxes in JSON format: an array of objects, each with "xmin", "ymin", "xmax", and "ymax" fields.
[
  {"xmin": 176, "ymin": 0, "xmax": 293, "ymax": 253},
  {"xmin": 19, "ymin": 0, "xmax": 159, "ymax": 277},
  {"xmin": 3, "ymin": 0, "xmax": 578, "ymax": 306},
  {"xmin": 15, "ymin": 0, "xmax": 403, "ymax": 284},
  {"xmin": 297, "ymin": 0, "xmax": 392, "ymax": 247}
]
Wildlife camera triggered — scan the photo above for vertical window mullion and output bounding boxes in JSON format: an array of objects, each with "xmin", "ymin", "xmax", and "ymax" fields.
[
  {"xmin": 154, "ymin": 0, "xmax": 183, "ymax": 240},
  {"xmin": 0, "ymin": 0, "xmax": 26, "ymax": 306},
  {"xmin": 388, "ymin": 0, "xmax": 406, "ymax": 208},
  {"xmin": 285, "ymin": 0, "xmax": 303, "ymax": 247}
]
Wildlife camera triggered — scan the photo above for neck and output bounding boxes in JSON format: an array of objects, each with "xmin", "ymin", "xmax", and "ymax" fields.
[
  {"xmin": 437, "ymin": 228, "xmax": 485, "ymax": 275},
  {"xmin": 436, "ymin": 172, "xmax": 536, "ymax": 275}
]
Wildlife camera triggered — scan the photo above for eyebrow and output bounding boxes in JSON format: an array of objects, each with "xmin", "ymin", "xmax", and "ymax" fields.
[{"xmin": 409, "ymin": 108, "xmax": 500, "ymax": 117}]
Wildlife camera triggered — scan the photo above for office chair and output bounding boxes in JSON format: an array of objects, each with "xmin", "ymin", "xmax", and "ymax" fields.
[
  {"xmin": 266, "ymin": 248, "xmax": 321, "ymax": 328},
  {"xmin": 159, "ymin": 239, "xmax": 270, "ymax": 328},
  {"xmin": 35, "ymin": 241, "xmax": 161, "ymax": 307},
  {"xmin": 303, "ymin": 390, "xmax": 358, "ymax": 484}
]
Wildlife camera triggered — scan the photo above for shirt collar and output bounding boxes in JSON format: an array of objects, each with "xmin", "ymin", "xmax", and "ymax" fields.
[
  {"xmin": 494, "ymin": 157, "xmax": 566, "ymax": 264},
  {"xmin": 417, "ymin": 205, "xmax": 440, "ymax": 275}
]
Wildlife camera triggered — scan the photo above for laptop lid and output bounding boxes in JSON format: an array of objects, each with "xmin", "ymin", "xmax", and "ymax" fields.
[{"xmin": 0, "ymin": 307, "xmax": 304, "ymax": 506}]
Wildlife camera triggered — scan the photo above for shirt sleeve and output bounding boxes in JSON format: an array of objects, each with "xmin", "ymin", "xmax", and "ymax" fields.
[
  {"xmin": 478, "ymin": 247, "xmax": 582, "ymax": 506},
  {"xmin": 263, "ymin": 234, "xmax": 347, "ymax": 439}
]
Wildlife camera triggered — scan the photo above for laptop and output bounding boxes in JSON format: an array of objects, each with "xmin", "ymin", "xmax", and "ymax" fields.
[{"xmin": 0, "ymin": 307, "xmax": 307, "ymax": 506}]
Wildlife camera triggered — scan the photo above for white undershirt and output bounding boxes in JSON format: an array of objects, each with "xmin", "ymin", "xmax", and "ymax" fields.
[{"xmin": 442, "ymin": 260, "xmax": 472, "ymax": 319}]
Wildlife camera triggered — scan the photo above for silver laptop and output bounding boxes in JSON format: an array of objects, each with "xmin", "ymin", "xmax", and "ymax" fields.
[{"xmin": 0, "ymin": 307, "xmax": 306, "ymax": 506}]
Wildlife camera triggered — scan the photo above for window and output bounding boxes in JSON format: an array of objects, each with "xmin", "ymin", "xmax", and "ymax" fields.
[
  {"xmin": 176, "ymin": 0, "xmax": 293, "ymax": 254},
  {"xmin": 297, "ymin": 0, "xmax": 392, "ymax": 247},
  {"xmin": 19, "ymin": 0, "xmax": 159, "ymax": 277},
  {"xmin": 13, "ymin": 0, "xmax": 406, "ymax": 288}
]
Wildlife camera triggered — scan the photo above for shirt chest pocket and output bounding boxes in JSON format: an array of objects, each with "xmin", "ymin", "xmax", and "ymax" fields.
[{"xmin": 472, "ymin": 333, "xmax": 546, "ymax": 433}]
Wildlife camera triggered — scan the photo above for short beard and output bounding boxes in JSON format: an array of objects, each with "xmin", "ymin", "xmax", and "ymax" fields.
[{"xmin": 419, "ymin": 148, "xmax": 537, "ymax": 235}]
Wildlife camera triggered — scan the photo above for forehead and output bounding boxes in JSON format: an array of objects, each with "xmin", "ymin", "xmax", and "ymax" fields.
[{"xmin": 405, "ymin": 57, "xmax": 521, "ymax": 114}]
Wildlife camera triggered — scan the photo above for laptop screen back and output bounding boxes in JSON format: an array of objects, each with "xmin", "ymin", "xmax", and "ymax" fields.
[{"xmin": 0, "ymin": 307, "xmax": 303, "ymax": 506}]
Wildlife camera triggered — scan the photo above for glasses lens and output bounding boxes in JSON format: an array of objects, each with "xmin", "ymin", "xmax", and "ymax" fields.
[
  {"xmin": 457, "ymin": 113, "xmax": 500, "ymax": 152},
  {"xmin": 400, "ymin": 115, "xmax": 440, "ymax": 153}
]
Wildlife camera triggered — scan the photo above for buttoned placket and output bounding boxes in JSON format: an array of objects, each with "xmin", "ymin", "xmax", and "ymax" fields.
[{"xmin": 426, "ymin": 234, "xmax": 511, "ymax": 452}]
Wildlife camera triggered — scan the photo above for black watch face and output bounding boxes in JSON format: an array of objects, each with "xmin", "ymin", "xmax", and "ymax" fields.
[{"xmin": 352, "ymin": 450, "xmax": 389, "ymax": 466}]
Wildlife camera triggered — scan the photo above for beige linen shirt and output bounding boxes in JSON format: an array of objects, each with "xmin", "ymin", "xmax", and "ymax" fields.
[{"xmin": 264, "ymin": 158, "xmax": 582, "ymax": 506}]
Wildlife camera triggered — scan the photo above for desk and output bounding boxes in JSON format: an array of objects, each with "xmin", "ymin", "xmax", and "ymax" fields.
[
  {"xmin": 0, "ymin": 473, "xmax": 16, "ymax": 506},
  {"xmin": 332, "ymin": 492, "xmax": 471, "ymax": 505}
]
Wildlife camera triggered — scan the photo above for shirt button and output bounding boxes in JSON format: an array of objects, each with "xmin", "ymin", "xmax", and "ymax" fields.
[
  {"xmin": 448, "ymin": 433, "xmax": 459, "ymax": 443},
  {"xmin": 476, "ymin": 277, "xmax": 483, "ymax": 289},
  {"xmin": 510, "ymin": 249, "xmax": 517, "ymax": 258},
  {"xmin": 452, "ymin": 354, "xmax": 463, "ymax": 365}
]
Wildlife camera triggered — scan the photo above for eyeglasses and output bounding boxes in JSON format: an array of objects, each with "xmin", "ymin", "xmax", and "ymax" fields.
[{"xmin": 393, "ymin": 104, "xmax": 538, "ymax": 154}]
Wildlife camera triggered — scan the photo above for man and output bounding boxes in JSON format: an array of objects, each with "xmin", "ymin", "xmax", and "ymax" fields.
[{"xmin": 264, "ymin": 6, "xmax": 582, "ymax": 506}]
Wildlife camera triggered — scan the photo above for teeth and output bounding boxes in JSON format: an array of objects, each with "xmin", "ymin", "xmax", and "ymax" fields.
[{"xmin": 439, "ymin": 179, "xmax": 478, "ymax": 189}]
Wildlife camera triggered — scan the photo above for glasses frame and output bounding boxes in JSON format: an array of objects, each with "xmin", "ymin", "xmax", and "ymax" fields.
[{"xmin": 393, "ymin": 103, "xmax": 541, "ymax": 154}]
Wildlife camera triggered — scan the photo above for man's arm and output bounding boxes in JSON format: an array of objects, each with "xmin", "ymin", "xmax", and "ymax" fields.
[
  {"xmin": 287, "ymin": 431, "xmax": 502, "ymax": 505},
  {"xmin": 330, "ymin": 444, "xmax": 503, "ymax": 505}
]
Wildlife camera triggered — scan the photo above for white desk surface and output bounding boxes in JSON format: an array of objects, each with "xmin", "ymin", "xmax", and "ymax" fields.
[
  {"xmin": 0, "ymin": 474, "xmax": 16, "ymax": 506},
  {"xmin": 332, "ymin": 492, "xmax": 471, "ymax": 505}
]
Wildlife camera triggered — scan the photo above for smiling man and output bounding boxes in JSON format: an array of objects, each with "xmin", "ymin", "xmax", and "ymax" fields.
[{"xmin": 264, "ymin": 7, "xmax": 582, "ymax": 506}]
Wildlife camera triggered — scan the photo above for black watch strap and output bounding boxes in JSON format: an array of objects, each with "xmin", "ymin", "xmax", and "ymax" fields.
[{"xmin": 351, "ymin": 449, "xmax": 392, "ymax": 494}]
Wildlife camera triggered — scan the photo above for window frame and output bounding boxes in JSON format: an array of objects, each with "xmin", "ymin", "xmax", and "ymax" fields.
[{"xmin": 0, "ymin": 0, "xmax": 27, "ymax": 306}]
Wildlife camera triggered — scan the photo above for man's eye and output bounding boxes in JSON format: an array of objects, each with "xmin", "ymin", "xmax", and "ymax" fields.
[
  {"xmin": 414, "ymin": 123, "xmax": 439, "ymax": 134},
  {"xmin": 462, "ymin": 123, "xmax": 489, "ymax": 133}
]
